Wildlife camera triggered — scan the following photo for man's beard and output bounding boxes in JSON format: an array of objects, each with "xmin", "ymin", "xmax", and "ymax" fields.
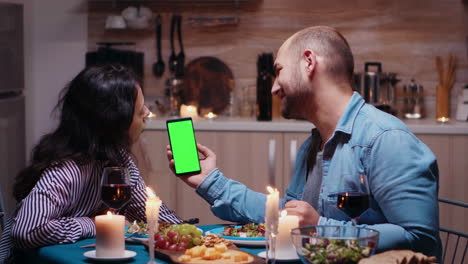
[
  {"xmin": 280, "ymin": 84, "xmax": 309, "ymax": 120},
  {"xmin": 281, "ymin": 96, "xmax": 304, "ymax": 120}
]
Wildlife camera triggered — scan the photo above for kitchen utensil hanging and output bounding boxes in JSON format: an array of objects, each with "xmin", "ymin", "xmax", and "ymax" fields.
[
  {"xmin": 175, "ymin": 14, "xmax": 185, "ymax": 78},
  {"xmin": 168, "ymin": 14, "xmax": 178, "ymax": 74},
  {"xmin": 152, "ymin": 14, "xmax": 164, "ymax": 77}
]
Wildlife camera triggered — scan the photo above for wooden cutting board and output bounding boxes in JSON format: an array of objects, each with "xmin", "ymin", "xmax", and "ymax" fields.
[{"xmin": 145, "ymin": 242, "xmax": 264, "ymax": 264}]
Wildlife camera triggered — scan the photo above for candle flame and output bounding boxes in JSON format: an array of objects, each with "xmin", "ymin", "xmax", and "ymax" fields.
[
  {"xmin": 146, "ymin": 187, "xmax": 155, "ymax": 198},
  {"xmin": 437, "ymin": 117, "xmax": 450, "ymax": 123},
  {"xmin": 205, "ymin": 112, "xmax": 217, "ymax": 119},
  {"xmin": 267, "ymin": 186, "xmax": 275, "ymax": 194},
  {"xmin": 281, "ymin": 210, "xmax": 287, "ymax": 217},
  {"xmin": 107, "ymin": 211, "xmax": 112, "ymax": 216}
]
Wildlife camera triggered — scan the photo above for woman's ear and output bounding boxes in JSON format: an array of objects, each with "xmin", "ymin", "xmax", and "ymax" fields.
[{"xmin": 303, "ymin": 50, "xmax": 317, "ymax": 77}]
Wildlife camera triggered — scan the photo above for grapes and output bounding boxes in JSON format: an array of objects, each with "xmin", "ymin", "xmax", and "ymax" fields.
[
  {"xmin": 193, "ymin": 229, "xmax": 202, "ymax": 238},
  {"xmin": 180, "ymin": 235, "xmax": 191, "ymax": 244},
  {"xmin": 155, "ymin": 236, "xmax": 168, "ymax": 249},
  {"xmin": 192, "ymin": 237, "xmax": 202, "ymax": 246},
  {"xmin": 153, "ymin": 223, "xmax": 203, "ymax": 251},
  {"xmin": 168, "ymin": 244, "xmax": 178, "ymax": 251}
]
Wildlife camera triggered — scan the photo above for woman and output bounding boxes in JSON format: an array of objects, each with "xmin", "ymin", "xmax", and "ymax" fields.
[{"xmin": 10, "ymin": 64, "xmax": 182, "ymax": 249}]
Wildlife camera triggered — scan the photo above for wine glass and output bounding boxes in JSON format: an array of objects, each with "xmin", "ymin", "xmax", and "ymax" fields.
[
  {"xmin": 336, "ymin": 173, "xmax": 370, "ymax": 225},
  {"xmin": 100, "ymin": 167, "xmax": 132, "ymax": 214}
]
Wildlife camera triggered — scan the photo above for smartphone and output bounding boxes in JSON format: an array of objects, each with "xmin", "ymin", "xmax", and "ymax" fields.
[{"xmin": 166, "ymin": 117, "xmax": 201, "ymax": 176}]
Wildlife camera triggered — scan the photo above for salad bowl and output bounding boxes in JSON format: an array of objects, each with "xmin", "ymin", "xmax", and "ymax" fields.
[{"xmin": 290, "ymin": 225, "xmax": 379, "ymax": 264}]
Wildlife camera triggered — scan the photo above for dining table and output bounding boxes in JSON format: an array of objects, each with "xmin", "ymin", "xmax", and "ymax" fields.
[{"xmin": 14, "ymin": 225, "xmax": 278, "ymax": 264}]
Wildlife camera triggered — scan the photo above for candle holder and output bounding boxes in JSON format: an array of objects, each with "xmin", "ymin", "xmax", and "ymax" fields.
[
  {"xmin": 265, "ymin": 186, "xmax": 279, "ymax": 263},
  {"xmin": 147, "ymin": 222, "xmax": 158, "ymax": 264},
  {"xmin": 146, "ymin": 187, "xmax": 162, "ymax": 264},
  {"xmin": 265, "ymin": 230, "xmax": 278, "ymax": 264}
]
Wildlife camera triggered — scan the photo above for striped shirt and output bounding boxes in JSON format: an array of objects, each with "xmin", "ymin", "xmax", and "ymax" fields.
[{"xmin": 10, "ymin": 152, "xmax": 182, "ymax": 248}]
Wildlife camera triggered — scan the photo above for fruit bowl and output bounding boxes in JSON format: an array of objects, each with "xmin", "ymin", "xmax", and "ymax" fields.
[{"xmin": 290, "ymin": 225, "xmax": 379, "ymax": 264}]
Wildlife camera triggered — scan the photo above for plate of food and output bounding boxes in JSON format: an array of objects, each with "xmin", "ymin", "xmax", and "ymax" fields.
[
  {"xmin": 207, "ymin": 223, "xmax": 266, "ymax": 246},
  {"xmin": 125, "ymin": 221, "xmax": 188, "ymax": 242},
  {"xmin": 146, "ymin": 232, "xmax": 264, "ymax": 264}
]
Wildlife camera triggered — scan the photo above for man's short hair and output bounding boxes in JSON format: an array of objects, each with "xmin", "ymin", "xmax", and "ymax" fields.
[{"xmin": 289, "ymin": 26, "xmax": 354, "ymax": 83}]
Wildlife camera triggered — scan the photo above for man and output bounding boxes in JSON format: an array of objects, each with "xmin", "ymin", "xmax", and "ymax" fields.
[{"xmin": 167, "ymin": 26, "xmax": 441, "ymax": 258}]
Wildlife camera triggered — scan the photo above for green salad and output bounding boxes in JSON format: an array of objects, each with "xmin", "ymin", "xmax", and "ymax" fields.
[
  {"xmin": 302, "ymin": 239, "xmax": 371, "ymax": 264},
  {"xmin": 221, "ymin": 223, "xmax": 265, "ymax": 237}
]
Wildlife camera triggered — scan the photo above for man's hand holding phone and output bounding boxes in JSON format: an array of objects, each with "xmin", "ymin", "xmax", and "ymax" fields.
[{"xmin": 166, "ymin": 143, "xmax": 216, "ymax": 188}]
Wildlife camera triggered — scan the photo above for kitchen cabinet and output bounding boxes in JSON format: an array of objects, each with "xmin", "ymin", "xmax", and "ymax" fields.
[
  {"xmin": 134, "ymin": 127, "xmax": 467, "ymax": 232},
  {"xmin": 416, "ymin": 135, "xmax": 468, "ymax": 233}
]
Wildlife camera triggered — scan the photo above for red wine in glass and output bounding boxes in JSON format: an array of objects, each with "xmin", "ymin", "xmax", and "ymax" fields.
[
  {"xmin": 100, "ymin": 167, "xmax": 131, "ymax": 213},
  {"xmin": 337, "ymin": 192, "xmax": 370, "ymax": 219},
  {"xmin": 336, "ymin": 174, "xmax": 370, "ymax": 224},
  {"xmin": 101, "ymin": 184, "xmax": 131, "ymax": 210}
]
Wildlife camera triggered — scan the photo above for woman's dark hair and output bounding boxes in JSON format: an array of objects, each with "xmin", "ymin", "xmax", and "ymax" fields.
[{"xmin": 14, "ymin": 64, "xmax": 139, "ymax": 201}]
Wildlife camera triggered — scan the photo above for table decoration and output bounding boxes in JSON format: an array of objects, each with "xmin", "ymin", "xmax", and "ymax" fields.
[
  {"xmin": 95, "ymin": 211, "xmax": 125, "ymax": 258},
  {"xmin": 146, "ymin": 187, "xmax": 162, "ymax": 264},
  {"xmin": 275, "ymin": 210, "xmax": 299, "ymax": 259},
  {"xmin": 265, "ymin": 186, "xmax": 279, "ymax": 263}
]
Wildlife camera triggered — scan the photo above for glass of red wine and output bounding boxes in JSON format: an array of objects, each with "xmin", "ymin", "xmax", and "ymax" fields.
[
  {"xmin": 336, "ymin": 174, "xmax": 370, "ymax": 225},
  {"xmin": 100, "ymin": 167, "xmax": 132, "ymax": 214}
]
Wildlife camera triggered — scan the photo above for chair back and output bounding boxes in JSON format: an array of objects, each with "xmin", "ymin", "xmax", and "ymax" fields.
[{"xmin": 438, "ymin": 198, "xmax": 468, "ymax": 264}]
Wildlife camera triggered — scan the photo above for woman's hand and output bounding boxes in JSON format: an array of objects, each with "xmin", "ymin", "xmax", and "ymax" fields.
[{"xmin": 166, "ymin": 143, "xmax": 217, "ymax": 189}]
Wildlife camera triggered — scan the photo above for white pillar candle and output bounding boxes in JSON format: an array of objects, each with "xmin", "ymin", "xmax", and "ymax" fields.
[
  {"xmin": 274, "ymin": 210, "xmax": 299, "ymax": 259},
  {"xmin": 180, "ymin": 104, "xmax": 199, "ymax": 119},
  {"xmin": 145, "ymin": 187, "xmax": 161, "ymax": 230},
  {"xmin": 95, "ymin": 211, "xmax": 125, "ymax": 258},
  {"xmin": 146, "ymin": 187, "xmax": 162, "ymax": 263},
  {"xmin": 265, "ymin": 186, "xmax": 279, "ymax": 233}
]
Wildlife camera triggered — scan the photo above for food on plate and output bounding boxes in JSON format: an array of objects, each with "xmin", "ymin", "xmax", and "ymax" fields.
[
  {"xmin": 302, "ymin": 238, "xmax": 371, "ymax": 264},
  {"xmin": 202, "ymin": 234, "xmax": 232, "ymax": 247},
  {"xmin": 178, "ymin": 244, "xmax": 251, "ymax": 263},
  {"xmin": 154, "ymin": 223, "xmax": 203, "ymax": 251},
  {"xmin": 126, "ymin": 220, "xmax": 172, "ymax": 235},
  {"xmin": 221, "ymin": 223, "xmax": 265, "ymax": 238}
]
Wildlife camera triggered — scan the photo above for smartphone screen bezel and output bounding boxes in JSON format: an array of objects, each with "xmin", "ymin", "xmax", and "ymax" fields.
[{"xmin": 166, "ymin": 117, "xmax": 201, "ymax": 176}]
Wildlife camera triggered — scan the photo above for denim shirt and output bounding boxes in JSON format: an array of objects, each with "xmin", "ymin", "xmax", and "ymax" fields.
[{"xmin": 196, "ymin": 92, "xmax": 441, "ymax": 258}]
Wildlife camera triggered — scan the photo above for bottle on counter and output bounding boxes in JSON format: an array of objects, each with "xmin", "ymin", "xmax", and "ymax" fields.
[{"xmin": 256, "ymin": 53, "xmax": 274, "ymax": 121}]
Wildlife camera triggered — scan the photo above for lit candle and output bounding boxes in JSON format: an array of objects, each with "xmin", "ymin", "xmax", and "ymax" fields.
[
  {"xmin": 265, "ymin": 186, "xmax": 279, "ymax": 261},
  {"xmin": 95, "ymin": 211, "xmax": 125, "ymax": 258},
  {"xmin": 180, "ymin": 104, "xmax": 199, "ymax": 119},
  {"xmin": 204, "ymin": 112, "xmax": 218, "ymax": 120},
  {"xmin": 146, "ymin": 187, "xmax": 161, "ymax": 229},
  {"xmin": 146, "ymin": 187, "xmax": 161, "ymax": 263},
  {"xmin": 265, "ymin": 186, "xmax": 279, "ymax": 233},
  {"xmin": 275, "ymin": 210, "xmax": 299, "ymax": 259}
]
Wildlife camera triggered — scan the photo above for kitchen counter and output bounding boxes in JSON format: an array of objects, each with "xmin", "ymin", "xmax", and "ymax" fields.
[{"xmin": 144, "ymin": 117, "xmax": 468, "ymax": 135}]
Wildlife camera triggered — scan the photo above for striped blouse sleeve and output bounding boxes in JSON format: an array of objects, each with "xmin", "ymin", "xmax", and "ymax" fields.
[
  {"xmin": 11, "ymin": 162, "xmax": 95, "ymax": 248},
  {"xmin": 124, "ymin": 155, "xmax": 183, "ymax": 224}
]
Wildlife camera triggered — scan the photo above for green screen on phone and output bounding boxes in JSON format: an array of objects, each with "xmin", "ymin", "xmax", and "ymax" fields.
[{"xmin": 166, "ymin": 118, "xmax": 201, "ymax": 176}]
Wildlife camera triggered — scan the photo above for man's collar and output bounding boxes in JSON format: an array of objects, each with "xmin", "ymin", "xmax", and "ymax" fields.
[{"xmin": 334, "ymin": 92, "xmax": 365, "ymax": 135}]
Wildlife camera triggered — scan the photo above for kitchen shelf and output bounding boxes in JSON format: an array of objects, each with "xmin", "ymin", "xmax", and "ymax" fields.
[{"xmin": 89, "ymin": 0, "xmax": 258, "ymax": 9}]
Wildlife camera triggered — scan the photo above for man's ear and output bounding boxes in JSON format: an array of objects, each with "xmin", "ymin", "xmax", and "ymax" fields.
[{"xmin": 303, "ymin": 50, "xmax": 317, "ymax": 77}]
